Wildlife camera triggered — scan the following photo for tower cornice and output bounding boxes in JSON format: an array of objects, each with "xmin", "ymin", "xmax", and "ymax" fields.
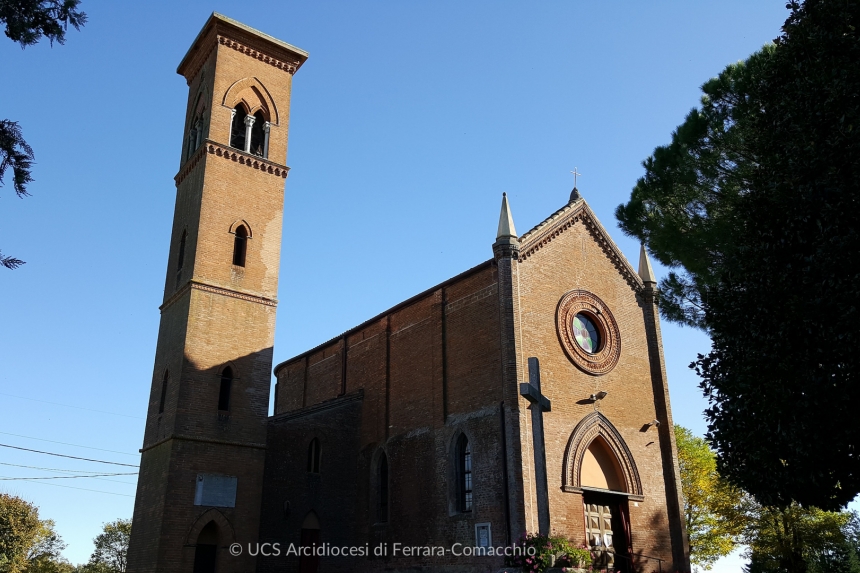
[{"xmin": 177, "ymin": 12, "xmax": 308, "ymax": 84}]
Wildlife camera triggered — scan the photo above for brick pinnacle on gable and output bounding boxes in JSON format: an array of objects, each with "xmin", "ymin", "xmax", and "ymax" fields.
[
  {"xmin": 496, "ymin": 192, "xmax": 518, "ymax": 240},
  {"xmin": 638, "ymin": 243, "xmax": 657, "ymax": 284}
]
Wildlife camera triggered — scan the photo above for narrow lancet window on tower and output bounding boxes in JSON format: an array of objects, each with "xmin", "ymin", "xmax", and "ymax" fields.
[
  {"xmin": 177, "ymin": 230, "xmax": 187, "ymax": 272},
  {"xmin": 307, "ymin": 438, "xmax": 321, "ymax": 474},
  {"xmin": 229, "ymin": 105, "xmax": 248, "ymax": 151},
  {"xmin": 218, "ymin": 367, "xmax": 233, "ymax": 412},
  {"xmin": 457, "ymin": 435, "xmax": 473, "ymax": 512},
  {"xmin": 378, "ymin": 453, "xmax": 389, "ymax": 522},
  {"xmin": 232, "ymin": 225, "xmax": 248, "ymax": 267},
  {"xmin": 158, "ymin": 370, "xmax": 169, "ymax": 414}
]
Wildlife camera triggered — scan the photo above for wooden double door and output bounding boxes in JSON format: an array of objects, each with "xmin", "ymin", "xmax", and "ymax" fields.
[{"xmin": 583, "ymin": 492, "xmax": 632, "ymax": 572}]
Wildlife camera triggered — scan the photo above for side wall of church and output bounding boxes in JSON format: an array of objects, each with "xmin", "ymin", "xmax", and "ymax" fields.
[
  {"xmin": 262, "ymin": 263, "xmax": 516, "ymax": 572},
  {"xmin": 515, "ymin": 206, "xmax": 683, "ymax": 569}
]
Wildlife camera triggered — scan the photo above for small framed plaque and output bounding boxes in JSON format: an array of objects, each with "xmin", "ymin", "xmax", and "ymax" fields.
[{"xmin": 194, "ymin": 474, "xmax": 237, "ymax": 507}]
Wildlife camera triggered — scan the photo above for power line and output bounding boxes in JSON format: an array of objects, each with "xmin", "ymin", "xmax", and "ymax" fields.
[
  {"xmin": 0, "ymin": 462, "xmax": 129, "ymax": 475},
  {"xmin": 0, "ymin": 392, "xmax": 144, "ymax": 420},
  {"xmin": 0, "ymin": 443, "xmax": 140, "ymax": 468},
  {"xmin": 3, "ymin": 478, "xmax": 135, "ymax": 498},
  {"xmin": 0, "ymin": 462, "xmax": 137, "ymax": 485},
  {"xmin": 0, "ymin": 473, "xmax": 137, "ymax": 480},
  {"xmin": 0, "ymin": 431, "xmax": 139, "ymax": 457},
  {"xmin": 0, "ymin": 462, "xmax": 124, "ymax": 474}
]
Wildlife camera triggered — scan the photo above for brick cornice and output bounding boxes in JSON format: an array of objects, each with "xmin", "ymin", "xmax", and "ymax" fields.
[
  {"xmin": 217, "ymin": 35, "xmax": 301, "ymax": 75},
  {"xmin": 177, "ymin": 14, "xmax": 307, "ymax": 84},
  {"xmin": 160, "ymin": 280, "xmax": 278, "ymax": 313},
  {"xmin": 174, "ymin": 140, "xmax": 290, "ymax": 186},
  {"xmin": 140, "ymin": 433, "xmax": 267, "ymax": 453},
  {"xmin": 518, "ymin": 199, "xmax": 644, "ymax": 293}
]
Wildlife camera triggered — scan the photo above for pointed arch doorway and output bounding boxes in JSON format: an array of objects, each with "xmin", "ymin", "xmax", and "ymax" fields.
[
  {"xmin": 299, "ymin": 511, "xmax": 321, "ymax": 573},
  {"xmin": 192, "ymin": 521, "xmax": 219, "ymax": 573},
  {"xmin": 581, "ymin": 437, "xmax": 632, "ymax": 572},
  {"xmin": 563, "ymin": 413, "xmax": 643, "ymax": 573}
]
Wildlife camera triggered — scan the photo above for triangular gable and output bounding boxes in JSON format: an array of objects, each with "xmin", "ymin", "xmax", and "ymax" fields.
[{"xmin": 517, "ymin": 198, "xmax": 643, "ymax": 293}]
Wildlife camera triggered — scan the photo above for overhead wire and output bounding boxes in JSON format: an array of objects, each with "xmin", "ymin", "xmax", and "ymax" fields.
[
  {"xmin": 0, "ymin": 462, "xmax": 137, "ymax": 485},
  {"xmin": 0, "ymin": 443, "xmax": 140, "ymax": 467},
  {"xmin": 5, "ymin": 478, "xmax": 136, "ymax": 498},
  {"xmin": 0, "ymin": 431, "xmax": 139, "ymax": 457},
  {"xmin": 0, "ymin": 391, "xmax": 144, "ymax": 419},
  {"xmin": 0, "ymin": 472, "xmax": 137, "ymax": 480}
]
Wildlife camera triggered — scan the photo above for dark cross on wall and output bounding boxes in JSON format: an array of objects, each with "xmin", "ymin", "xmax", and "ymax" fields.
[{"xmin": 520, "ymin": 357, "xmax": 551, "ymax": 535}]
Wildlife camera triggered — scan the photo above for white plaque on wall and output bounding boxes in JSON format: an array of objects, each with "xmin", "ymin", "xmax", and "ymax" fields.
[
  {"xmin": 194, "ymin": 474, "xmax": 237, "ymax": 507},
  {"xmin": 475, "ymin": 522, "xmax": 492, "ymax": 548}
]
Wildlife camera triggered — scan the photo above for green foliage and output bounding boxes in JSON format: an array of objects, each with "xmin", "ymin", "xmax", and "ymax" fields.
[
  {"xmin": 615, "ymin": 46, "xmax": 774, "ymax": 330},
  {"xmin": 27, "ymin": 520, "xmax": 74, "ymax": 573},
  {"xmin": 695, "ymin": 0, "xmax": 860, "ymax": 511},
  {"xmin": 617, "ymin": 0, "xmax": 860, "ymax": 509},
  {"xmin": 0, "ymin": 493, "xmax": 41, "ymax": 573},
  {"xmin": 505, "ymin": 533, "xmax": 591, "ymax": 572},
  {"xmin": 0, "ymin": 0, "xmax": 86, "ymax": 270},
  {"xmin": 86, "ymin": 519, "xmax": 131, "ymax": 573},
  {"xmin": 741, "ymin": 506, "xmax": 859, "ymax": 573},
  {"xmin": 0, "ymin": 0, "xmax": 86, "ymax": 47},
  {"xmin": 675, "ymin": 425, "xmax": 750, "ymax": 570}
]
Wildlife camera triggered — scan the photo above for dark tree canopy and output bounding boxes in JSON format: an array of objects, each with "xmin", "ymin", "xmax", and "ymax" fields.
[
  {"xmin": 0, "ymin": 0, "xmax": 86, "ymax": 269},
  {"xmin": 0, "ymin": 0, "xmax": 86, "ymax": 47},
  {"xmin": 617, "ymin": 0, "xmax": 860, "ymax": 510}
]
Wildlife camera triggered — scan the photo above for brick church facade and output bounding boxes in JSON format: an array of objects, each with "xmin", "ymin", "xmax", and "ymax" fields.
[{"xmin": 127, "ymin": 13, "xmax": 690, "ymax": 573}]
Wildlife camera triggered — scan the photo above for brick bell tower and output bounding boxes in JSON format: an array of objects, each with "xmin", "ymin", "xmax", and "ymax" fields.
[{"xmin": 127, "ymin": 14, "xmax": 307, "ymax": 573}]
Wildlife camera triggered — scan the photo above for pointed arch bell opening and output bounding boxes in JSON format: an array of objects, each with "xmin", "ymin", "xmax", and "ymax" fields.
[{"xmin": 562, "ymin": 412, "xmax": 644, "ymax": 500}]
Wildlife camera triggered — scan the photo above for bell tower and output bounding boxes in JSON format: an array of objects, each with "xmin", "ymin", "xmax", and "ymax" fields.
[{"xmin": 127, "ymin": 14, "xmax": 307, "ymax": 573}]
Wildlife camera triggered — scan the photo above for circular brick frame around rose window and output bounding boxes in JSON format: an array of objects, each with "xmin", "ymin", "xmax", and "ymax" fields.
[{"xmin": 556, "ymin": 290, "xmax": 621, "ymax": 375}]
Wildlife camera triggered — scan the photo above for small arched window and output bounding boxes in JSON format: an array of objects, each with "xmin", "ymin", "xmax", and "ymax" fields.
[
  {"xmin": 307, "ymin": 438, "xmax": 321, "ymax": 474},
  {"xmin": 177, "ymin": 230, "xmax": 187, "ymax": 272},
  {"xmin": 377, "ymin": 452, "xmax": 389, "ymax": 522},
  {"xmin": 229, "ymin": 105, "xmax": 248, "ymax": 151},
  {"xmin": 158, "ymin": 370, "xmax": 169, "ymax": 414},
  {"xmin": 218, "ymin": 367, "xmax": 233, "ymax": 412},
  {"xmin": 232, "ymin": 225, "xmax": 247, "ymax": 267},
  {"xmin": 457, "ymin": 434, "xmax": 472, "ymax": 512}
]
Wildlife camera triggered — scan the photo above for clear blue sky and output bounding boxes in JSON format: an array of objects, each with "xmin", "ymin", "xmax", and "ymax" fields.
[{"xmin": 1, "ymin": 0, "xmax": 828, "ymax": 567}]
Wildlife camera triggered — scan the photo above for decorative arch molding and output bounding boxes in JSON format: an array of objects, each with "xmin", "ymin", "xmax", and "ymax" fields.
[
  {"xmin": 184, "ymin": 508, "xmax": 236, "ymax": 546},
  {"xmin": 222, "ymin": 77, "xmax": 279, "ymax": 125},
  {"xmin": 562, "ymin": 412, "xmax": 644, "ymax": 500},
  {"xmin": 229, "ymin": 219, "xmax": 253, "ymax": 238}
]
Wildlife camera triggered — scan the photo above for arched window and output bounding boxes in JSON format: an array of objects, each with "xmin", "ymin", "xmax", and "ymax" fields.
[
  {"xmin": 158, "ymin": 370, "xmax": 169, "ymax": 414},
  {"xmin": 192, "ymin": 521, "xmax": 218, "ymax": 573},
  {"xmin": 218, "ymin": 367, "xmax": 233, "ymax": 412},
  {"xmin": 457, "ymin": 434, "xmax": 472, "ymax": 512},
  {"xmin": 249, "ymin": 111, "xmax": 266, "ymax": 157},
  {"xmin": 377, "ymin": 452, "xmax": 389, "ymax": 522},
  {"xmin": 229, "ymin": 105, "xmax": 248, "ymax": 151},
  {"xmin": 177, "ymin": 230, "xmax": 187, "ymax": 272},
  {"xmin": 307, "ymin": 438, "xmax": 321, "ymax": 474},
  {"xmin": 232, "ymin": 225, "xmax": 247, "ymax": 267}
]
